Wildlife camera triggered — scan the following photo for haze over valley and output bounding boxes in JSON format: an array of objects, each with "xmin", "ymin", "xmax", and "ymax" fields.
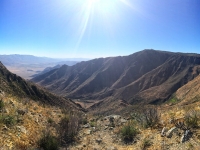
[{"xmin": 0, "ymin": 54, "xmax": 89, "ymax": 79}]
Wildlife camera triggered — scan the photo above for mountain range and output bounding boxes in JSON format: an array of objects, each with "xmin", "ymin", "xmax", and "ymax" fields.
[
  {"xmin": 0, "ymin": 54, "xmax": 85, "ymax": 79},
  {"xmin": 31, "ymin": 50, "xmax": 200, "ymax": 110}
]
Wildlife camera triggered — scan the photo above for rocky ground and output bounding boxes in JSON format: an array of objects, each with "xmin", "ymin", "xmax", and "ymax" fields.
[
  {"xmin": 0, "ymin": 92, "xmax": 200, "ymax": 150},
  {"xmin": 69, "ymin": 106, "xmax": 200, "ymax": 150}
]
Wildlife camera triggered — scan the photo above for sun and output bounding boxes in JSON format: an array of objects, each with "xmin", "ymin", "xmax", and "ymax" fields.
[
  {"xmin": 87, "ymin": 0, "xmax": 119, "ymax": 14},
  {"xmin": 73, "ymin": 0, "xmax": 134, "ymax": 52}
]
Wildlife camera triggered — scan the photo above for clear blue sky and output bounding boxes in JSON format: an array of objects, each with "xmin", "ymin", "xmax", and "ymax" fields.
[{"xmin": 0, "ymin": 0, "xmax": 199, "ymax": 58}]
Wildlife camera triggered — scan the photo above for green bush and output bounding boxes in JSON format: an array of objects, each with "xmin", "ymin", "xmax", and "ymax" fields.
[
  {"xmin": 0, "ymin": 115, "xmax": 16, "ymax": 127},
  {"xmin": 90, "ymin": 121, "xmax": 96, "ymax": 127},
  {"xmin": 121, "ymin": 121, "xmax": 138, "ymax": 143},
  {"xmin": 38, "ymin": 132, "xmax": 59, "ymax": 150},
  {"xmin": 141, "ymin": 138, "xmax": 152, "ymax": 150},
  {"xmin": 170, "ymin": 98, "xmax": 177, "ymax": 104}
]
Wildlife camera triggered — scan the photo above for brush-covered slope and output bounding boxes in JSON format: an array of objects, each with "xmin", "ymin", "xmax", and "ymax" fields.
[
  {"xmin": 175, "ymin": 74, "xmax": 200, "ymax": 105},
  {"xmin": 0, "ymin": 62, "xmax": 81, "ymax": 110},
  {"xmin": 32, "ymin": 50, "xmax": 200, "ymax": 104}
]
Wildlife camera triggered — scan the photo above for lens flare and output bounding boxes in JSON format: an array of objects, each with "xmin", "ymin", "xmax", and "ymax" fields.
[{"xmin": 72, "ymin": 0, "xmax": 135, "ymax": 55}]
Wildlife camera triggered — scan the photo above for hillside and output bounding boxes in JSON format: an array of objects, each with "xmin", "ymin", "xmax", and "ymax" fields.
[
  {"xmin": 175, "ymin": 74, "xmax": 200, "ymax": 106},
  {"xmin": 0, "ymin": 61, "xmax": 85, "ymax": 149},
  {"xmin": 0, "ymin": 55, "xmax": 200, "ymax": 149},
  {"xmin": 0, "ymin": 61, "xmax": 81, "ymax": 110},
  {"xmin": 32, "ymin": 50, "xmax": 200, "ymax": 106}
]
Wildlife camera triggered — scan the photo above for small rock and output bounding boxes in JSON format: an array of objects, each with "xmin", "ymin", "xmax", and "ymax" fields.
[
  {"xmin": 17, "ymin": 109, "xmax": 26, "ymax": 115},
  {"xmin": 166, "ymin": 127, "xmax": 177, "ymax": 138},
  {"xmin": 2, "ymin": 125, "xmax": 8, "ymax": 131},
  {"xmin": 120, "ymin": 118, "xmax": 127, "ymax": 124},
  {"xmin": 161, "ymin": 127, "xmax": 168, "ymax": 137},
  {"xmin": 3, "ymin": 109, "xmax": 9, "ymax": 113},
  {"xmin": 92, "ymin": 127, "xmax": 96, "ymax": 132},
  {"xmin": 84, "ymin": 129, "xmax": 91, "ymax": 135},
  {"xmin": 17, "ymin": 126, "xmax": 27, "ymax": 134},
  {"xmin": 109, "ymin": 127, "xmax": 114, "ymax": 130},
  {"xmin": 82, "ymin": 123, "xmax": 90, "ymax": 128},
  {"xmin": 96, "ymin": 138, "xmax": 102, "ymax": 144},
  {"xmin": 180, "ymin": 130, "xmax": 191, "ymax": 143},
  {"xmin": 35, "ymin": 117, "xmax": 39, "ymax": 123}
]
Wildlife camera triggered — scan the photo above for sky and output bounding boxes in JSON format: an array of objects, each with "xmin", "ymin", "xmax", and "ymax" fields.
[{"xmin": 0, "ymin": 0, "xmax": 200, "ymax": 58}]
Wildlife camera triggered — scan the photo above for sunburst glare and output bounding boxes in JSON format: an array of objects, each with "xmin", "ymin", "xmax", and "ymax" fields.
[{"xmin": 73, "ymin": 0, "xmax": 134, "ymax": 54}]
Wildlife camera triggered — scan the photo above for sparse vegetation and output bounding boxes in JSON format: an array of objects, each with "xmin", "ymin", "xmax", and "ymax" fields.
[
  {"xmin": 0, "ymin": 99, "xmax": 4, "ymax": 111},
  {"xmin": 90, "ymin": 121, "xmax": 96, "ymax": 127},
  {"xmin": 142, "ymin": 107, "xmax": 160, "ymax": 128},
  {"xmin": 47, "ymin": 117, "xmax": 54, "ymax": 124},
  {"xmin": 170, "ymin": 98, "xmax": 177, "ymax": 104},
  {"xmin": 140, "ymin": 138, "xmax": 152, "ymax": 150},
  {"xmin": 121, "ymin": 120, "xmax": 138, "ymax": 143},
  {"xmin": 81, "ymin": 118, "xmax": 88, "ymax": 125},
  {"xmin": 131, "ymin": 107, "xmax": 160, "ymax": 129},
  {"xmin": 58, "ymin": 111, "xmax": 81, "ymax": 145},
  {"xmin": 185, "ymin": 110, "xmax": 199, "ymax": 129},
  {"xmin": 0, "ymin": 115, "xmax": 16, "ymax": 127}
]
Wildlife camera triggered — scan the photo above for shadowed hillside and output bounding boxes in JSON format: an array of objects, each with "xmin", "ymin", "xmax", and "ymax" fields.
[
  {"xmin": 32, "ymin": 50, "xmax": 200, "ymax": 106},
  {"xmin": 0, "ymin": 61, "xmax": 82, "ymax": 110}
]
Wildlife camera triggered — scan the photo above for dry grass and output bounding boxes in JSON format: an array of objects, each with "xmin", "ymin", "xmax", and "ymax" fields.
[{"xmin": 0, "ymin": 95, "xmax": 64, "ymax": 149}]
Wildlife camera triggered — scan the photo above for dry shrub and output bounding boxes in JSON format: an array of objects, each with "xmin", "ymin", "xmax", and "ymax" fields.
[
  {"xmin": 131, "ymin": 107, "xmax": 160, "ymax": 129},
  {"xmin": 15, "ymin": 141, "xmax": 29, "ymax": 150},
  {"xmin": 38, "ymin": 131, "xmax": 59, "ymax": 150},
  {"xmin": 58, "ymin": 111, "xmax": 82, "ymax": 145},
  {"xmin": 121, "ymin": 120, "xmax": 139, "ymax": 143},
  {"xmin": 140, "ymin": 138, "xmax": 152, "ymax": 150},
  {"xmin": 185, "ymin": 110, "xmax": 199, "ymax": 129}
]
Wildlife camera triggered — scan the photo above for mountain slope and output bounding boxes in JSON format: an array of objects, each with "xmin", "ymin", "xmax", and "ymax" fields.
[
  {"xmin": 0, "ymin": 62, "xmax": 81, "ymax": 110},
  {"xmin": 175, "ymin": 74, "xmax": 200, "ymax": 105},
  {"xmin": 32, "ymin": 50, "xmax": 200, "ymax": 105}
]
